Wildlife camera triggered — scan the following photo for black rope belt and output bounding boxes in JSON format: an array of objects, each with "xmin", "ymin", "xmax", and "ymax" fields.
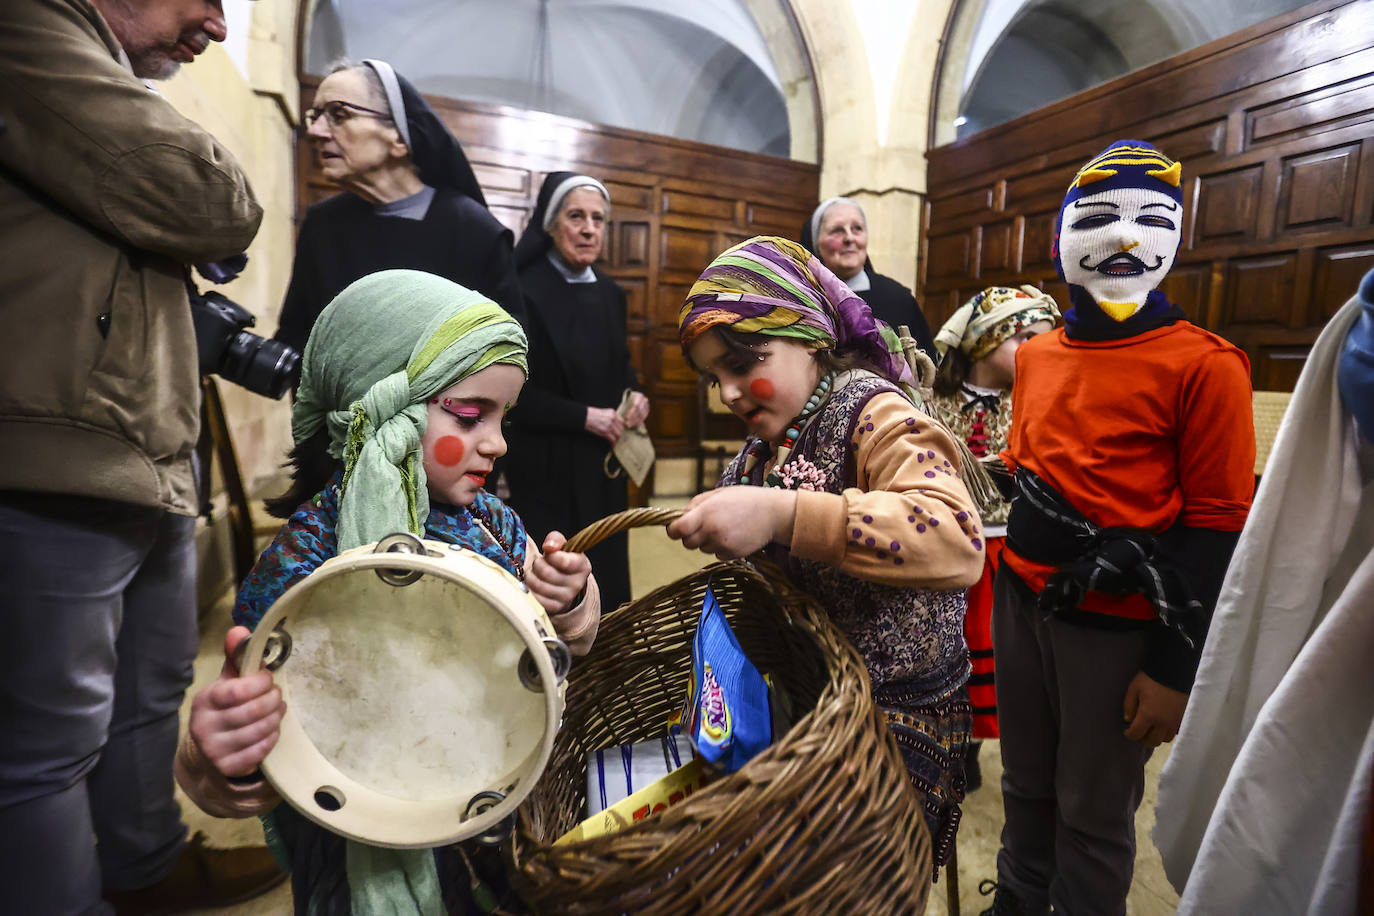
[{"xmin": 1006, "ymin": 468, "xmax": 1202, "ymax": 647}]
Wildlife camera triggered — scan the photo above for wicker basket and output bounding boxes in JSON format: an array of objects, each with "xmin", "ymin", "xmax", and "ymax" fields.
[{"xmin": 510, "ymin": 509, "xmax": 933, "ymax": 915}]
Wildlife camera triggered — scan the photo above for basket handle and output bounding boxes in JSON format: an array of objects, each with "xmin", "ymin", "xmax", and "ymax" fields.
[{"xmin": 562, "ymin": 507, "xmax": 683, "ymax": 554}]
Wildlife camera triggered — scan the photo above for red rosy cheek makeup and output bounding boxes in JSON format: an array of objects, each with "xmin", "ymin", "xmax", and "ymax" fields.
[
  {"xmin": 433, "ymin": 436, "xmax": 465, "ymax": 466},
  {"xmin": 749, "ymin": 377, "xmax": 776, "ymax": 400}
]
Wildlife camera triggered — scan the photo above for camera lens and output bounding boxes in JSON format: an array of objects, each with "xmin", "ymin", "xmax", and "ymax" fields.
[{"xmin": 222, "ymin": 332, "xmax": 301, "ymax": 400}]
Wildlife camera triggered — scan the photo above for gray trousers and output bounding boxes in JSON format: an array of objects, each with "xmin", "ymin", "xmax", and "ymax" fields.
[
  {"xmin": 991, "ymin": 568, "xmax": 1152, "ymax": 916},
  {"xmin": 0, "ymin": 492, "xmax": 197, "ymax": 915}
]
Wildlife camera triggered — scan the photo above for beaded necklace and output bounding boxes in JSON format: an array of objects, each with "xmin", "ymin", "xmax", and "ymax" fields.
[
  {"xmin": 736, "ymin": 373, "xmax": 834, "ymax": 487},
  {"xmin": 465, "ymin": 501, "xmax": 525, "ymax": 582}
]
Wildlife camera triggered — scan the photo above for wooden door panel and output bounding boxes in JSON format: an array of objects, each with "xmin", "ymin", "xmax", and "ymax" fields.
[
  {"xmin": 979, "ymin": 220, "xmax": 1018, "ymax": 276},
  {"xmin": 614, "ymin": 221, "xmax": 651, "ymax": 268},
  {"xmin": 604, "ymin": 181, "xmax": 654, "ymax": 211},
  {"xmin": 1020, "ymin": 211, "xmax": 1059, "ymax": 274},
  {"xmin": 1313, "ymin": 243, "xmax": 1374, "ymax": 319},
  {"xmin": 660, "ymin": 226, "xmax": 719, "ymax": 279},
  {"xmin": 1277, "ymin": 143, "xmax": 1361, "ymax": 233},
  {"xmin": 927, "ymin": 231, "xmax": 975, "ymax": 282},
  {"xmin": 1159, "ymin": 264, "xmax": 1213, "ymax": 325},
  {"xmin": 1225, "ymin": 254, "xmax": 1298, "ymax": 327},
  {"xmin": 1195, "ymin": 166, "xmax": 1264, "ymax": 244},
  {"xmin": 1247, "ymin": 65, "xmax": 1374, "ymax": 147},
  {"xmin": 470, "ymin": 162, "xmax": 532, "ymax": 196},
  {"xmin": 661, "ymin": 191, "xmax": 735, "ymax": 221}
]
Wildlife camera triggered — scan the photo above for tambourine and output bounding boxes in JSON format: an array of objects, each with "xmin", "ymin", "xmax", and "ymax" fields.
[{"xmin": 239, "ymin": 532, "xmax": 570, "ymax": 849}]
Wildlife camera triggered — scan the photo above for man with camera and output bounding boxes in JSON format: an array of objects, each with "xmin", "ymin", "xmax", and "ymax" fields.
[{"xmin": 0, "ymin": 0, "xmax": 287, "ymax": 912}]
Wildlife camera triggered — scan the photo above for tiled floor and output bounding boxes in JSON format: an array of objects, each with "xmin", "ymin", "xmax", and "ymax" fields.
[
  {"xmin": 181, "ymin": 503, "xmax": 1178, "ymax": 914},
  {"xmin": 925, "ymin": 742, "xmax": 1179, "ymax": 916}
]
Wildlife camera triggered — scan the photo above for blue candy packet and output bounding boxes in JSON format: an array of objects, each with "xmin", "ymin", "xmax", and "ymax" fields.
[{"xmin": 681, "ymin": 585, "xmax": 772, "ymax": 773}]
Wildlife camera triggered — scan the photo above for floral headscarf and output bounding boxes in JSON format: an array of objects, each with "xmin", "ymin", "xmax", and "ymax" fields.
[{"xmin": 934, "ymin": 285, "xmax": 1062, "ymax": 361}]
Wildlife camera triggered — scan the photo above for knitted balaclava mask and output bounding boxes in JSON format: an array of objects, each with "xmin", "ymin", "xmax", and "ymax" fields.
[{"xmin": 1053, "ymin": 140, "xmax": 1183, "ymax": 322}]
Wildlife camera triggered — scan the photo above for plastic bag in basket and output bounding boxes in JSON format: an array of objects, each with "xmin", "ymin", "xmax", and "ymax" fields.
[{"xmin": 681, "ymin": 584, "xmax": 772, "ymax": 773}]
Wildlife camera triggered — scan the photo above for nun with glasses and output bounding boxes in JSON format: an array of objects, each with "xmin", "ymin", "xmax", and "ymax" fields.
[
  {"xmin": 801, "ymin": 197, "xmax": 937, "ymax": 360},
  {"xmin": 502, "ymin": 172, "xmax": 648, "ymax": 614},
  {"xmin": 274, "ymin": 59, "xmax": 524, "ymax": 362}
]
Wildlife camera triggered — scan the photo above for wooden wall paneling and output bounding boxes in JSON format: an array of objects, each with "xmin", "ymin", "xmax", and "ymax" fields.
[
  {"xmin": 1225, "ymin": 253, "xmax": 1299, "ymax": 327},
  {"xmin": 1235, "ymin": 327, "xmax": 1324, "ymax": 389},
  {"xmin": 746, "ymin": 201, "xmax": 811, "ymax": 238},
  {"xmin": 1246, "ymin": 60, "xmax": 1374, "ymax": 148},
  {"xmin": 979, "ymin": 219, "xmax": 1018, "ymax": 276},
  {"xmin": 653, "ymin": 283, "xmax": 693, "ymax": 332},
  {"xmin": 1195, "ymin": 165, "xmax": 1263, "ymax": 244},
  {"xmin": 1039, "ymin": 278, "xmax": 1071, "ymax": 315},
  {"xmin": 922, "ymin": 0, "xmax": 1374, "ymax": 386},
  {"xmin": 661, "ymin": 190, "xmax": 735, "ymax": 222},
  {"xmin": 1277, "ymin": 143, "xmax": 1361, "ymax": 233},
  {"xmin": 660, "ymin": 226, "xmax": 720, "ymax": 283},
  {"xmin": 1312, "ymin": 243, "xmax": 1374, "ymax": 319},
  {"xmin": 1158, "ymin": 264, "xmax": 1212, "ymax": 323},
  {"xmin": 1020, "ymin": 210, "xmax": 1059, "ymax": 274},
  {"xmin": 1360, "ymin": 137, "xmax": 1374, "ymax": 226},
  {"xmin": 616, "ymin": 276, "xmax": 648, "ymax": 323},
  {"xmin": 931, "ymin": 1, "xmax": 1374, "ymax": 185}
]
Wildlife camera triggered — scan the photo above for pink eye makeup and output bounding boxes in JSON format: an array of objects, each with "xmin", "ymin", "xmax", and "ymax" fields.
[{"xmin": 431, "ymin": 395, "xmax": 491, "ymax": 422}]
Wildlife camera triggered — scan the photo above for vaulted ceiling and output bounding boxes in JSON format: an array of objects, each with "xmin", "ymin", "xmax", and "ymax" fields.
[{"xmin": 304, "ymin": 0, "xmax": 792, "ymax": 156}]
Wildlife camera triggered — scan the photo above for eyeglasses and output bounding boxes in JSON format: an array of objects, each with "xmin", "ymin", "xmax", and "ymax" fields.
[{"xmin": 303, "ymin": 99, "xmax": 391, "ymax": 130}]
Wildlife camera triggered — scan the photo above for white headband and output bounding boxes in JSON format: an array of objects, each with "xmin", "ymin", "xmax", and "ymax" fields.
[
  {"xmin": 542, "ymin": 175, "xmax": 610, "ymax": 231},
  {"xmin": 361, "ymin": 59, "xmax": 410, "ymax": 150},
  {"xmin": 809, "ymin": 196, "xmax": 867, "ymax": 246}
]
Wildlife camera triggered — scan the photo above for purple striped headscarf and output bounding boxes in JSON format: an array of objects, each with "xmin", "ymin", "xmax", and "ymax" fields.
[{"xmin": 679, "ymin": 236, "xmax": 914, "ymax": 386}]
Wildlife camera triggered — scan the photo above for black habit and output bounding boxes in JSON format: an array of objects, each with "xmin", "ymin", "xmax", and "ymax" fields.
[
  {"xmin": 503, "ymin": 256, "xmax": 639, "ymax": 613},
  {"xmin": 274, "ymin": 64, "xmax": 523, "ymax": 359},
  {"xmin": 859, "ymin": 269, "xmax": 937, "ymax": 360},
  {"xmin": 502, "ymin": 172, "xmax": 640, "ymax": 613},
  {"xmin": 274, "ymin": 188, "xmax": 524, "ymax": 356}
]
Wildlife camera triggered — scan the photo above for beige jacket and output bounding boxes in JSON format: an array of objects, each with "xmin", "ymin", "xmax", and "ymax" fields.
[{"xmin": 0, "ymin": 0, "xmax": 262, "ymax": 515}]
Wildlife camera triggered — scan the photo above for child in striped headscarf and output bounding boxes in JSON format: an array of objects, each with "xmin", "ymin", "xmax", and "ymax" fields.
[
  {"xmin": 667, "ymin": 236, "xmax": 986, "ymax": 872},
  {"xmin": 175, "ymin": 270, "xmax": 600, "ymax": 915},
  {"xmin": 927, "ymin": 286, "xmax": 1061, "ymax": 791}
]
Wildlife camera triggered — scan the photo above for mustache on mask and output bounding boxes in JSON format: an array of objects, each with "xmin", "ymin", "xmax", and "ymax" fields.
[{"xmin": 1079, "ymin": 251, "xmax": 1165, "ymax": 277}]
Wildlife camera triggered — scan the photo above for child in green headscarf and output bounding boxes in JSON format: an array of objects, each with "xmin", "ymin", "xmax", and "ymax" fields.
[{"xmin": 175, "ymin": 270, "xmax": 599, "ymax": 914}]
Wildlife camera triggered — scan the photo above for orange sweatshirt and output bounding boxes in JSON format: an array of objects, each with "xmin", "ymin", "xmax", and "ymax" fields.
[{"xmin": 1000, "ymin": 322, "xmax": 1255, "ymax": 619}]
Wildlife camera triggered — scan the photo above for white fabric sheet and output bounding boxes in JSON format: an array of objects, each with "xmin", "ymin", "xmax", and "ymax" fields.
[{"xmin": 1153, "ymin": 292, "xmax": 1374, "ymax": 912}]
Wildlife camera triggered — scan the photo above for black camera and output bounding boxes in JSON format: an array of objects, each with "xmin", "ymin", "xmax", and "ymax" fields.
[{"xmin": 189, "ymin": 255, "xmax": 299, "ymax": 400}]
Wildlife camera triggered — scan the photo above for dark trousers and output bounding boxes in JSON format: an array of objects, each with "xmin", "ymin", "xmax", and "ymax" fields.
[
  {"xmin": 0, "ymin": 492, "xmax": 198, "ymax": 915},
  {"xmin": 991, "ymin": 568, "xmax": 1152, "ymax": 916}
]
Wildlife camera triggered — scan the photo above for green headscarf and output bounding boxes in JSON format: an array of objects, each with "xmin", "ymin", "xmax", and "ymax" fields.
[
  {"xmin": 281, "ymin": 270, "xmax": 528, "ymax": 915},
  {"xmin": 293, "ymin": 269, "xmax": 527, "ymax": 552}
]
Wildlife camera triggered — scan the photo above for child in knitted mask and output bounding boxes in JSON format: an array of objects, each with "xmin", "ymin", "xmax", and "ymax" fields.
[
  {"xmin": 175, "ymin": 270, "xmax": 600, "ymax": 915},
  {"xmin": 980, "ymin": 141, "xmax": 1254, "ymax": 916},
  {"xmin": 667, "ymin": 236, "xmax": 986, "ymax": 871},
  {"xmin": 928, "ymin": 285, "xmax": 1060, "ymax": 790}
]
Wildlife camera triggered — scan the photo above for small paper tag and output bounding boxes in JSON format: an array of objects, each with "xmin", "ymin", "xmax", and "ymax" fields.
[{"xmin": 610, "ymin": 389, "xmax": 655, "ymax": 487}]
